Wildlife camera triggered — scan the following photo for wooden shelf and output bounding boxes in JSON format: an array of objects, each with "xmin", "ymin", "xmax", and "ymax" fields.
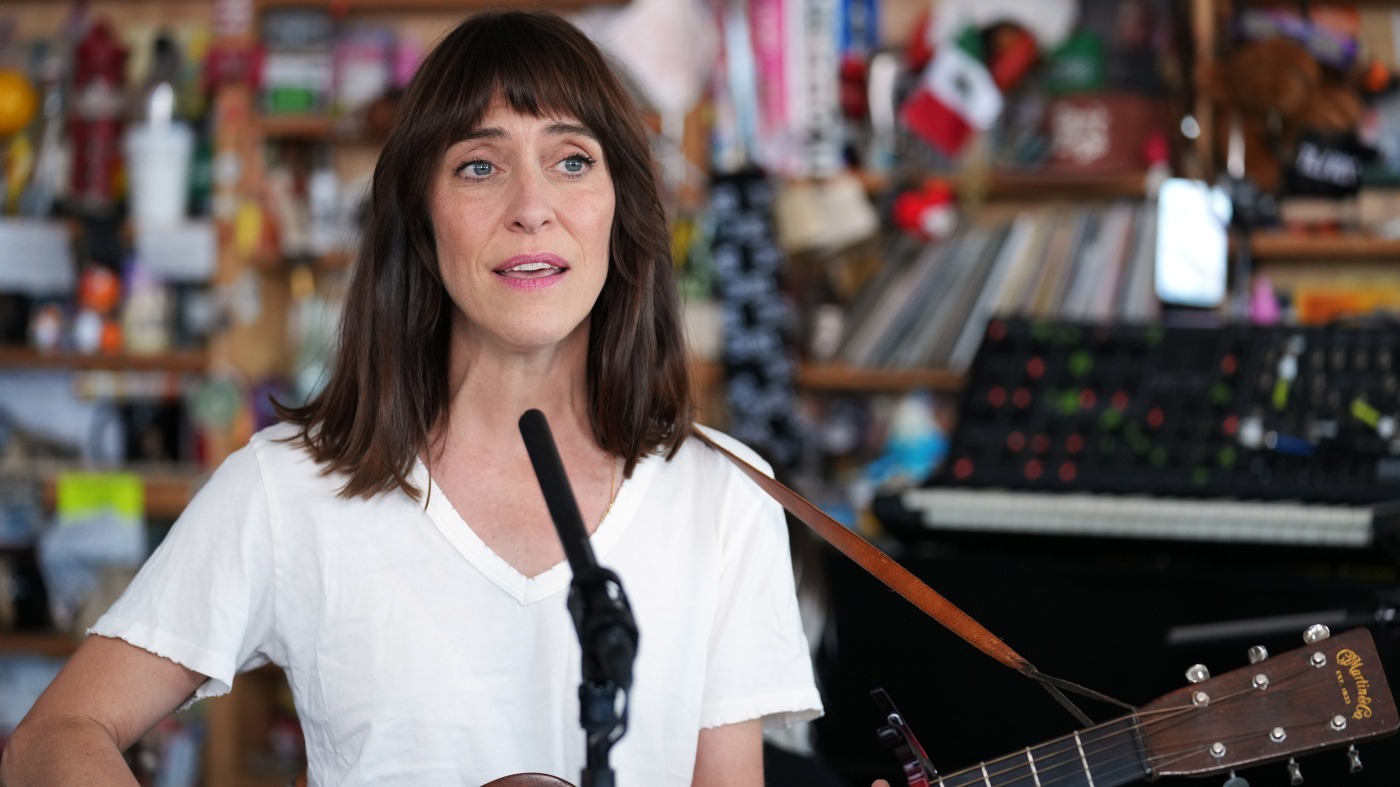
[
  {"xmin": 797, "ymin": 364, "xmax": 964, "ymax": 393},
  {"xmin": 257, "ymin": 0, "xmax": 628, "ymax": 9},
  {"xmin": 690, "ymin": 360, "xmax": 964, "ymax": 393},
  {"xmin": 983, "ymin": 170, "xmax": 1147, "ymax": 201},
  {"xmin": 256, "ymin": 114, "xmax": 336, "ymax": 140},
  {"xmin": 863, "ymin": 168, "xmax": 1148, "ymax": 201},
  {"xmin": 1248, "ymin": 232, "xmax": 1400, "ymax": 261},
  {"xmin": 40, "ymin": 466, "xmax": 206, "ymax": 521},
  {"xmin": 0, "ymin": 347, "xmax": 209, "ymax": 374},
  {"xmin": 0, "ymin": 631, "xmax": 82, "ymax": 658}
]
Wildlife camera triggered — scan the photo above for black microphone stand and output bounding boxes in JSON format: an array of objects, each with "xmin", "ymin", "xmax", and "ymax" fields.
[{"xmin": 519, "ymin": 409, "xmax": 639, "ymax": 787}]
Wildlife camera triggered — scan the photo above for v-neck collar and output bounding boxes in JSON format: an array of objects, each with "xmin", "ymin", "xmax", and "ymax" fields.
[{"xmin": 414, "ymin": 452, "xmax": 655, "ymax": 605}]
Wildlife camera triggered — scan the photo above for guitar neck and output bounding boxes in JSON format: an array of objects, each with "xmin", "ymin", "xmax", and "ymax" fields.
[
  {"xmin": 887, "ymin": 628, "xmax": 1398, "ymax": 787},
  {"xmin": 933, "ymin": 716, "xmax": 1149, "ymax": 787}
]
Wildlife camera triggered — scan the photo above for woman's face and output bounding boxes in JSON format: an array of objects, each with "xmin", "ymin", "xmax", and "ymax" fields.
[{"xmin": 429, "ymin": 100, "xmax": 615, "ymax": 357}]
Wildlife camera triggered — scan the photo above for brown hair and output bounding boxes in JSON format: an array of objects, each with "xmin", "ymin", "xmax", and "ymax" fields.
[{"xmin": 276, "ymin": 10, "xmax": 693, "ymax": 499}]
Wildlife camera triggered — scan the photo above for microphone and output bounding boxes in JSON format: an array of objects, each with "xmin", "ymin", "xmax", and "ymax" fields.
[
  {"xmin": 518, "ymin": 408, "xmax": 602, "ymax": 580},
  {"xmin": 519, "ymin": 409, "xmax": 638, "ymax": 787}
]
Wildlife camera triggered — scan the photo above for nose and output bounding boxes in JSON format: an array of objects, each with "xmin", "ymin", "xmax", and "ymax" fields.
[{"xmin": 506, "ymin": 169, "xmax": 555, "ymax": 234}]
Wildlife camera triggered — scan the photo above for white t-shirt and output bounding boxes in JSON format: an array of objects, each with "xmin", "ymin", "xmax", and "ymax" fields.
[{"xmin": 92, "ymin": 422, "xmax": 822, "ymax": 786}]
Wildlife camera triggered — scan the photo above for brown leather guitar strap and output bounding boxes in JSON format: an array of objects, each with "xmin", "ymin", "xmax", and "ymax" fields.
[{"xmin": 692, "ymin": 428, "xmax": 1133, "ymax": 724}]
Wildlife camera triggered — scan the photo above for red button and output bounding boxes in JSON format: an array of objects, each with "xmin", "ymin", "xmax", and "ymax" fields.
[{"xmin": 953, "ymin": 457, "xmax": 975, "ymax": 480}]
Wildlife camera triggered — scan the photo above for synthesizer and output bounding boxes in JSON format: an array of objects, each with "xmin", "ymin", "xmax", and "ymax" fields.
[{"xmin": 878, "ymin": 317, "xmax": 1400, "ymax": 548}]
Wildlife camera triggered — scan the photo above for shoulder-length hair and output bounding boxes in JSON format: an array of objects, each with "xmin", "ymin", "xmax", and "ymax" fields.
[{"xmin": 277, "ymin": 10, "xmax": 693, "ymax": 500}]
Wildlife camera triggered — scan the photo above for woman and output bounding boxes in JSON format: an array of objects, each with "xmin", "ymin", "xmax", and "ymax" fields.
[{"xmin": 1, "ymin": 11, "xmax": 821, "ymax": 786}]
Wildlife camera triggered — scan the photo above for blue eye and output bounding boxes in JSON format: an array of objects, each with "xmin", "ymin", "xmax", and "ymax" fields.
[
  {"xmin": 456, "ymin": 160, "xmax": 494, "ymax": 178},
  {"xmin": 560, "ymin": 154, "xmax": 595, "ymax": 175}
]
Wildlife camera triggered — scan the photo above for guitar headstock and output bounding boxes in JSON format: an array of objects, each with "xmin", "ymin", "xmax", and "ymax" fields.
[{"xmin": 1139, "ymin": 627, "xmax": 1398, "ymax": 779}]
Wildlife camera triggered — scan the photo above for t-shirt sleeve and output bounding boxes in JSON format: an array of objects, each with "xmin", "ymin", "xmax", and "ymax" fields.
[
  {"xmin": 89, "ymin": 437, "xmax": 279, "ymax": 703},
  {"xmin": 697, "ymin": 436, "xmax": 824, "ymax": 732}
]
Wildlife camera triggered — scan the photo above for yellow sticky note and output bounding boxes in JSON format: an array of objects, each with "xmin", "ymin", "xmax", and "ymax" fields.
[{"xmin": 55, "ymin": 472, "xmax": 144, "ymax": 521}]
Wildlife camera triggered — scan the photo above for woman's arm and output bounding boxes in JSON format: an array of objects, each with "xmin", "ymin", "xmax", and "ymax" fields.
[
  {"xmin": 0, "ymin": 635, "xmax": 206, "ymax": 786},
  {"xmin": 692, "ymin": 718, "xmax": 763, "ymax": 787}
]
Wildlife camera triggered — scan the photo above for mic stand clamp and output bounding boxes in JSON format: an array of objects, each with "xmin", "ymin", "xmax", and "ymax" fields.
[{"xmin": 569, "ymin": 566, "xmax": 638, "ymax": 787}]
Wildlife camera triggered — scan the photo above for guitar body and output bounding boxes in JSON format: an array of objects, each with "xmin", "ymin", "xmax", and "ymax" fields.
[
  {"xmin": 482, "ymin": 775, "xmax": 575, "ymax": 787},
  {"xmin": 297, "ymin": 771, "xmax": 574, "ymax": 786}
]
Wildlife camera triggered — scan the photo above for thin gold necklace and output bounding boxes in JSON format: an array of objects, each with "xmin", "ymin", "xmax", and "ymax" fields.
[{"xmin": 597, "ymin": 459, "xmax": 618, "ymax": 527}]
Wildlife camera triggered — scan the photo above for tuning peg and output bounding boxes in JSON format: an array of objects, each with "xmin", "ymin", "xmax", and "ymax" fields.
[
  {"xmin": 1247, "ymin": 645, "xmax": 1268, "ymax": 664},
  {"xmin": 1346, "ymin": 744, "xmax": 1363, "ymax": 774},
  {"xmin": 1302, "ymin": 624, "xmax": 1331, "ymax": 644},
  {"xmin": 1186, "ymin": 664, "xmax": 1211, "ymax": 683},
  {"xmin": 1287, "ymin": 757, "xmax": 1303, "ymax": 785},
  {"xmin": 1223, "ymin": 771, "xmax": 1249, "ymax": 787}
]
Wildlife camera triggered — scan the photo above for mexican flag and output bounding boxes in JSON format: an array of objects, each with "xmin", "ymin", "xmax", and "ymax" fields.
[{"xmin": 901, "ymin": 26, "xmax": 1003, "ymax": 156}]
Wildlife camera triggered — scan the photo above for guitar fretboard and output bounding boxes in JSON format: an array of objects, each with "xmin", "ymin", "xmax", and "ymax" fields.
[{"xmin": 936, "ymin": 717, "xmax": 1148, "ymax": 787}]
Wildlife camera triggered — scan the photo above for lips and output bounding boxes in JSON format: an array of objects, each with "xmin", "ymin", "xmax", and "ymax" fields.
[{"xmin": 495, "ymin": 253, "xmax": 570, "ymax": 278}]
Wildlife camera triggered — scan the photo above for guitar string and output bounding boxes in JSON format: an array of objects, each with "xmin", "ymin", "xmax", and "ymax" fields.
[
  {"xmin": 949, "ymin": 674, "xmax": 1319, "ymax": 787},
  {"xmin": 952, "ymin": 680, "xmax": 1311, "ymax": 787},
  {"xmin": 923, "ymin": 660, "xmax": 1322, "ymax": 787}
]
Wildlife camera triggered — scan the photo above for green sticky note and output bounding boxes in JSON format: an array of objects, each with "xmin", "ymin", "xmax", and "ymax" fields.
[{"xmin": 55, "ymin": 472, "xmax": 145, "ymax": 521}]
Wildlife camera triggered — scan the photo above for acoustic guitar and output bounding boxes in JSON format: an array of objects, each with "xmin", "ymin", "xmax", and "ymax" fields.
[
  {"xmin": 877, "ymin": 627, "xmax": 1397, "ymax": 786},
  {"xmin": 294, "ymin": 627, "xmax": 1395, "ymax": 787}
]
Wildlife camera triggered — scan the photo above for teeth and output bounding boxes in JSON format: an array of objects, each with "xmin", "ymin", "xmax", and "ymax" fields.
[{"xmin": 508, "ymin": 262, "xmax": 556, "ymax": 272}]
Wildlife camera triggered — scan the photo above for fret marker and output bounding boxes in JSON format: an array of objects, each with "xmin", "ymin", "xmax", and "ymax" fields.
[
  {"xmin": 1025, "ymin": 748, "xmax": 1042, "ymax": 787},
  {"xmin": 1073, "ymin": 731, "xmax": 1096, "ymax": 787}
]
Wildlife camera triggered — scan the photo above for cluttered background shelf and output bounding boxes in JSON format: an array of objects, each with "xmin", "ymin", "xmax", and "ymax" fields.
[{"xmin": 4, "ymin": 0, "xmax": 1400, "ymax": 785}]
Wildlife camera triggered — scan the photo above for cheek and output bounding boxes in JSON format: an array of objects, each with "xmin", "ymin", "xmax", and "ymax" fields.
[{"xmin": 591, "ymin": 196, "xmax": 617, "ymax": 249}]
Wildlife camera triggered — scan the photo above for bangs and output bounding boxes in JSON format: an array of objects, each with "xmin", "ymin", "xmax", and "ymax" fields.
[{"xmin": 411, "ymin": 13, "xmax": 612, "ymax": 155}]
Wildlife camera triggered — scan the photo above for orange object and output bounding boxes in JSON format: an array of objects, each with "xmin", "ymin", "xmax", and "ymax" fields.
[
  {"xmin": 100, "ymin": 319, "xmax": 124, "ymax": 354},
  {"xmin": 78, "ymin": 265, "xmax": 122, "ymax": 313},
  {"xmin": 0, "ymin": 69, "xmax": 38, "ymax": 136},
  {"xmin": 1364, "ymin": 59, "xmax": 1392, "ymax": 94}
]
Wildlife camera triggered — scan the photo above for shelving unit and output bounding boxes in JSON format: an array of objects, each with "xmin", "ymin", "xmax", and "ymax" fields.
[
  {"xmin": 0, "ymin": 632, "xmax": 83, "ymax": 659},
  {"xmin": 36, "ymin": 466, "xmax": 205, "ymax": 521},
  {"xmin": 1249, "ymin": 231, "xmax": 1400, "ymax": 261},
  {"xmin": 796, "ymin": 363, "xmax": 963, "ymax": 393},
  {"xmin": 257, "ymin": 0, "xmax": 625, "ymax": 8},
  {"xmin": 0, "ymin": 346, "xmax": 209, "ymax": 373},
  {"xmin": 690, "ymin": 359, "xmax": 963, "ymax": 395}
]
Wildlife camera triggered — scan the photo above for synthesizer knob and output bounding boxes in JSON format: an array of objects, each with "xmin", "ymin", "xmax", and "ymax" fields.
[
  {"xmin": 1346, "ymin": 744, "xmax": 1362, "ymax": 774},
  {"xmin": 1247, "ymin": 645, "xmax": 1268, "ymax": 664},
  {"xmin": 1287, "ymin": 757, "xmax": 1303, "ymax": 785},
  {"xmin": 1303, "ymin": 624, "xmax": 1331, "ymax": 644},
  {"xmin": 1186, "ymin": 664, "xmax": 1211, "ymax": 684}
]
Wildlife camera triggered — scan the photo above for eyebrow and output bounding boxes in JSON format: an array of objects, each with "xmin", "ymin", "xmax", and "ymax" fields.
[{"xmin": 456, "ymin": 121, "xmax": 598, "ymax": 143}]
